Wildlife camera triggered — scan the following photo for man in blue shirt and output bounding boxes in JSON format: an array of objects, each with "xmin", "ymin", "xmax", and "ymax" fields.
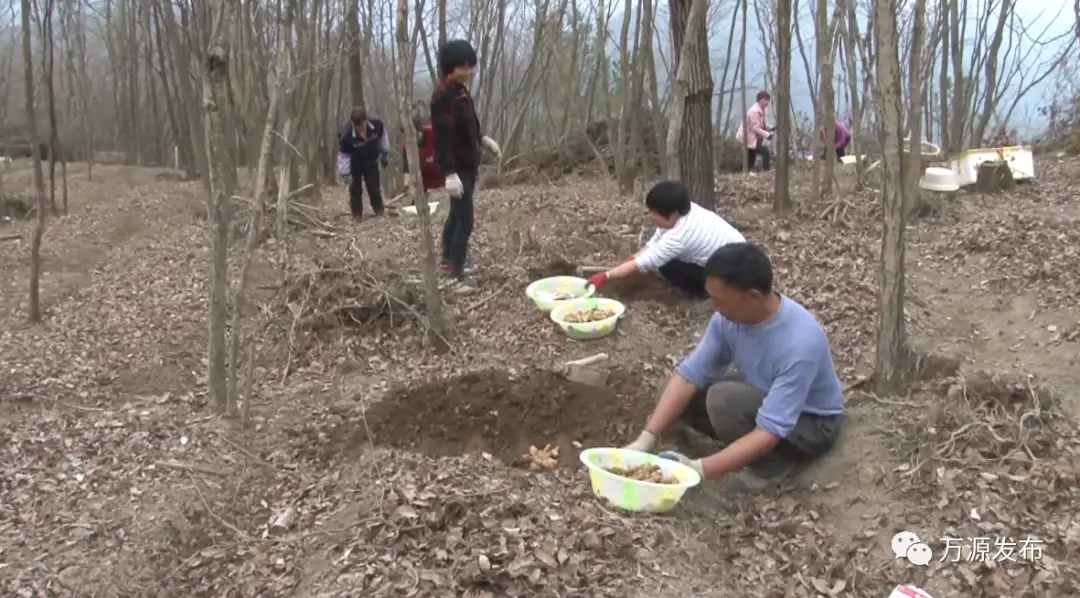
[
  {"xmin": 337, "ymin": 107, "xmax": 390, "ymax": 221},
  {"xmin": 622, "ymin": 242, "xmax": 845, "ymax": 492}
]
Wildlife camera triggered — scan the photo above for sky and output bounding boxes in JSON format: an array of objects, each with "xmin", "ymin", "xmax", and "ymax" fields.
[{"xmin": 699, "ymin": 0, "xmax": 1077, "ymax": 141}]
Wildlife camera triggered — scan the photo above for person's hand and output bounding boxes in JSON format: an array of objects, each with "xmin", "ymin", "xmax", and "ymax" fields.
[
  {"xmin": 587, "ymin": 271, "xmax": 609, "ymax": 289},
  {"xmin": 766, "ymin": 132, "xmax": 774, "ymax": 141},
  {"xmin": 622, "ymin": 431, "xmax": 657, "ymax": 453},
  {"xmin": 660, "ymin": 451, "xmax": 704, "ymax": 477},
  {"xmin": 481, "ymin": 136, "xmax": 502, "ymax": 158},
  {"xmin": 380, "ymin": 152, "xmax": 389, "ymax": 168},
  {"xmin": 445, "ymin": 173, "xmax": 463, "ymax": 198}
]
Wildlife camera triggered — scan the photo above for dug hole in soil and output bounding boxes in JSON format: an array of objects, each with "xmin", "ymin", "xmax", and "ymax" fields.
[
  {"xmin": 603, "ymin": 274, "xmax": 684, "ymax": 305},
  {"xmin": 356, "ymin": 368, "xmax": 655, "ymax": 467}
]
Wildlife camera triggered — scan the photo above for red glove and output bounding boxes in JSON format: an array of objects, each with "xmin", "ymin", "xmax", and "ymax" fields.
[{"xmin": 588, "ymin": 272, "xmax": 609, "ymax": 289}]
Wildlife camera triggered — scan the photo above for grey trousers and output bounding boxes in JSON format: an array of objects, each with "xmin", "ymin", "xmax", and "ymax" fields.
[{"xmin": 680, "ymin": 370, "xmax": 843, "ymax": 476}]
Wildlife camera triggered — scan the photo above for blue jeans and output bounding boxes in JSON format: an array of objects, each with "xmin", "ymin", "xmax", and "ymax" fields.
[{"xmin": 441, "ymin": 171, "xmax": 476, "ymax": 279}]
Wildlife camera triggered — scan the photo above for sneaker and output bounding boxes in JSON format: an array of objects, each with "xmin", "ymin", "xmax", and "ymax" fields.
[
  {"xmin": 439, "ymin": 278, "xmax": 477, "ymax": 296},
  {"xmin": 440, "ymin": 261, "xmax": 476, "ymax": 275}
]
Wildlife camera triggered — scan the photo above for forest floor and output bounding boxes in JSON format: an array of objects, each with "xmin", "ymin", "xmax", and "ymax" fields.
[{"xmin": 0, "ymin": 157, "xmax": 1078, "ymax": 598}]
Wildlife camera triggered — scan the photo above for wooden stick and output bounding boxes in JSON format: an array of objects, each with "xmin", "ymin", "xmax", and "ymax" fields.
[
  {"xmin": 577, "ymin": 266, "xmax": 609, "ymax": 275},
  {"xmin": 0, "ymin": 233, "xmax": 21, "ymax": 242},
  {"xmin": 384, "ymin": 192, "xmax": 409, "ymax": 206},
  {"xmin": 287, "ymin": 183, "xmax": 314, "ymax": 199},
  {"xmin": 565, "ymin": 353, "xmax": 609, "ymax": 367},
  {"xmin": 154, "ymin": 460, "xmax": 229, "ymax": 477},
  {"xmin": 269, "ymin": 505, "xmax": 298, "ymax": 537}
]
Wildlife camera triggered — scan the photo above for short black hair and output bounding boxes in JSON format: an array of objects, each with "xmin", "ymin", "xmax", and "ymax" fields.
[
  {"xmin": 704, "ymin": 242, "xmax": 773, "ymax": 294},
  {"xmin": 439, "ymin": 39, "xmax": 478, "ymax": 76},
  {"xmin": 644, "ymin": 180, "xmax": 692, "ymax": 217},
  {"xmin": 349, "ymin": 107, "xmax": 368, "ymax": 124}
]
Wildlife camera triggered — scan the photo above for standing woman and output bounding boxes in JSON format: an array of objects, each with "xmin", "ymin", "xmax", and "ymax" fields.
[
  {"xmin": 736, "ymin": 91, "xmax": 775, "ymax": 171},
  {"xmin": 430, "ymin": 39, "xmax": 502, "ymax": 294}
]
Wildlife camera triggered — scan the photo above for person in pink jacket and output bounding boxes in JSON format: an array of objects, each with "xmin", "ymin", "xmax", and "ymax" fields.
[
  {"xmin": 809, "ymin": 119, "xmax": 852, "ymax": 162},
  {"xmin": 736, "ymin": 91, "xmax": 775, "ymax": 171}
]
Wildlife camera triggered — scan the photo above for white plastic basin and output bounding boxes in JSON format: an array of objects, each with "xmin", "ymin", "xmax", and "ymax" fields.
[{"xmin": 579, "ymin": 447, "xmax": 701, "ymax": 513}]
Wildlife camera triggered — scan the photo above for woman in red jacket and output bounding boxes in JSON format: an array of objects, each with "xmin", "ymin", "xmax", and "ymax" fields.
[{"xmin": 401, "ymin": 118, "xmax": 445, "ymax": 193}]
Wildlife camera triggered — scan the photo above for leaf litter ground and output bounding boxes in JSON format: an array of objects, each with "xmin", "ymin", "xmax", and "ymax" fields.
[{"xmin": 1, "ymin": 160, "xmax": 1079, "ymax": 596}]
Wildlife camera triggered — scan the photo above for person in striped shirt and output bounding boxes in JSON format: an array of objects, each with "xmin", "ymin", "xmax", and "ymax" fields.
[{"xmin": 587, "ymin": 180, "xmax": 745, "ymax": 298}]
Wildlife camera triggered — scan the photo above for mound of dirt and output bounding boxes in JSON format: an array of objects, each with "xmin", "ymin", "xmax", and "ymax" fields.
[{"xmin": 360, "ymin": 368, "xmax": 655, "ymax": 465}]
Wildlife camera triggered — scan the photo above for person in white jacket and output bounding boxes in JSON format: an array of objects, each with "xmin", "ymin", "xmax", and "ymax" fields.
[
  {"xmin": 735, "ymin": 90, "xmax": 775, "ymax": 171},
  {"xmin": 586, "ymin": 180, "xmax": 745, "ymax": 299}
]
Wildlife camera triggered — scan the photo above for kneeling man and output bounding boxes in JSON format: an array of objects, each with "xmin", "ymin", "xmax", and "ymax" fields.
[
  {"xmin": 587, "ymin": 180, "xmax": 745, "ymax": 299},
  {"xmin": 622, "ymin": 242, "xmax": 845, "ymax": 491}
]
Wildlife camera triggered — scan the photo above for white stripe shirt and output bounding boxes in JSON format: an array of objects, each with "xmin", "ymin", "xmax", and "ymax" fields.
[{"xmin": 636, "ymin": 203, "xmax": 746, "ymax": 271}]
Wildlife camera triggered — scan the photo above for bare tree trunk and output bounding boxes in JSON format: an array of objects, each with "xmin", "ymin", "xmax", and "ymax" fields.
[
  {"xmin": 437, "ymin": 0, "xmax": 446, "ymax": 49},
  {"xmin": 938, "ymin": 0, "xmax": 950, "ymax": 151},
  {"xmin": 666, "ymin": 0, "xmax": 714, "ymax": 203},
  {"xmin": 22, "ymin": 0, "xmax": 48, "ymax": 323},
  {"xmin": 840, "ymin": 0, "xmax": 864, "ymax": 185},
  {"xmin": 872, "ymin": 0, "xmax": 908, "ymax": 392},
  {"xmin": 613, "ymin": 0, "xmax": 635, "ymax": 192},
  {"xmin": 947, "ymin": 0, "xmax": 963, "ymax": 152},
  {"xmin": 739, "ymin": 0, "xmax": 748, "ymax": 172},
  {"xmin": 814, "ymin": 0, "xmax": 842, "ymax": 199},
  {"xmin": 227, "ymin": 0, "xmax": 291, "ymax": 417},
  {"xmin": 396, "ymin": 0, "xmax": 449, "ymax": 351},
  {"xmin": 903, "ymin": 0, "xmax": 927, "ymax": 214},
  {"xmin": 345, "ymin": 0, "xmax": 365, "ymax": 109},
  {"xmin": 275, "ymin": 0, "xmax": 298, "ymax": 251},
  {"xmin": 202, "ymin": 0, "xmax": 237, "ymax": 413},
  {"xmin": 773, "ymin": 0, "xmax": 793, "ymax": 212},
  {"xmin": 42, "ymin": 0, "xmax": 64, "ymax": 215}
]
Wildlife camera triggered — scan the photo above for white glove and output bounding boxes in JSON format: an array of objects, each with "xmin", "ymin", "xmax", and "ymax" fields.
[
  {"xmin": 481, "ymin": 136, "xmax": 502, "ymax": 157},
  {"xmin": 659, "ymin": 451, "xmax": 705, "ymax": 478},
  {"xmin": 445, "ymin": 173, "xmax": 463, "ymax": 198},
  {"xmin": 622, "ymin": 431, "xmax": 657, "ymax": 453}
]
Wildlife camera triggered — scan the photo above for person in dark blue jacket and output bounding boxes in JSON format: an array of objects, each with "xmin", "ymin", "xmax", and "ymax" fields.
[{"xmin": 337, "ymin": 107, "xmax": 390, "ymax": 221}]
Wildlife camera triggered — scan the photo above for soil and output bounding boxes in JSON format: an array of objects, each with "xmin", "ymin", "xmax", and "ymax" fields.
[
  {"xmin": 527, "ymin": 257, "xmax": 577, "ymax": 279},
  {"xmin": 8, "ymin": 160, "xmax": 1080, "ymax": 598},
  {"xmin": 603, "ymin": 272, "xmax": 686, "ymax": 305},
  {"xmin": 358, "ymin": 368, "xmax": 654, "ymax": 466}
]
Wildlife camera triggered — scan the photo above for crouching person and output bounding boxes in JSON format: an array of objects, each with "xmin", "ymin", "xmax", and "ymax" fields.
[
  {"xmin": 587, "ymin": 180, "xmax": 745, "ymax": 299},
  {"xmin": 621, "ymin": 243, "xmax": 845, "ymax": 492}
]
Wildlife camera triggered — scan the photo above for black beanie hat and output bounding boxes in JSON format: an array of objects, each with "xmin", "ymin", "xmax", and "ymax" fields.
[{"xmin": 438, "ymin": 39, "xmax": 478, "ymax": 77}]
